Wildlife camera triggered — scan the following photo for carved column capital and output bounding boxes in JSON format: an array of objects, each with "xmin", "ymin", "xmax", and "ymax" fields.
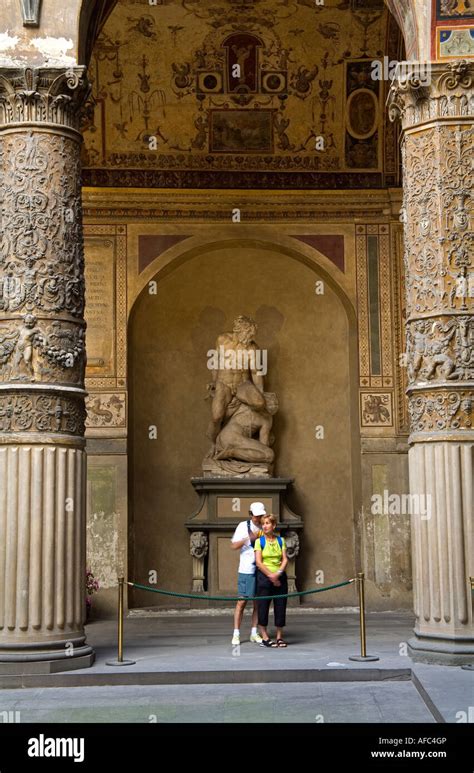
[
  {"xmin": 0, "ymin": 66, "xmax": 90, "ymax": 133},
  {"xmin": 388, "ymin": 60, "xmax": 474, "ymax": 131}
]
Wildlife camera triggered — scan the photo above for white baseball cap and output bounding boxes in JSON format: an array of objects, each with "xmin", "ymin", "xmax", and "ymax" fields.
[{"xmin": 250, "ymin": 502, "xmax": 266, "ymax": 516}]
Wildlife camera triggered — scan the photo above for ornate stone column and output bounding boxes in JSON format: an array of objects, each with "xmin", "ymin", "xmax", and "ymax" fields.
[
  {"xmin": 389, "ymin": 61, "xmax": 473, "ymax": 665},
  {"xmin": 0, "ymin": 68, "xmax": 94, "ymax": 671}
]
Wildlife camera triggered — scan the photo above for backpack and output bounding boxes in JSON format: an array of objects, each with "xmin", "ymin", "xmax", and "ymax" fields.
[{"xmin": 258, "ymin": 535, "xmax": 283, "ymax": 550}]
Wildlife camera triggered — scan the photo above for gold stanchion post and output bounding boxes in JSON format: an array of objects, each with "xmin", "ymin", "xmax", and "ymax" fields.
[
  {"xmin": 106, "ymin": 577, "xmax": 136, "ymax": 667},
  {"xmin": 349, "ymin": 572, "xmax": 379, "ymax": 662},
  {"xmin": 461, "ymin": 577, "xmax": 474, "ymax": 671}
]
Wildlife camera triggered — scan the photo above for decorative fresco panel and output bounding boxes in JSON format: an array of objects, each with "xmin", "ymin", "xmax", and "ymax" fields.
[
  {"xmin": 436, "ymin": 0, "xmax": 474, "ymax": 20},
  {"xmin": 433, "ymin": 0, "xmax": 474, "ymax": 58},
  {"xmin": 345, "ymin": 60, "xmax": 380, "ymax": 170},
  {"xmin": 437, "ymin": 27, "xmax": 474, "ymax": 57},
  {"xmin": 360, "ymin": 392, "xmax": 393, "ymax": 427},
  {"xmin": 210, "ymin": 110, "xmax": 273, "ymax": 153},
  {"xmin": 82, "ymin": 0, "xmax": 402, "ymax": 189}
]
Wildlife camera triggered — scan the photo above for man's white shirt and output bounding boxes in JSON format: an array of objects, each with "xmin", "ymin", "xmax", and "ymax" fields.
[{"xmin": 232, "ymin": 520, "xmax": 260, "ymax": 574}]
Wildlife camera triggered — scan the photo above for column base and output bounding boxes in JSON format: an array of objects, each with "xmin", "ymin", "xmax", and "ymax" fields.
[
  {"xmin": 0, "ymin": 650, "xmax": 94, "ymax": 675},
  {"xmin": 0, "ymin": 634, "xmax": 95, "ymax": 673},
  {"xmin": 408, "ymin": 634, "xmax": 474, "ymax": 666}
]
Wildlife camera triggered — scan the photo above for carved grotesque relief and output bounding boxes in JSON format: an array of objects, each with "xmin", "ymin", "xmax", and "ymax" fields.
[
  {"xmin": 0, "ymin": 68, "xmax": 89, "ymax": 436},
  {"xmin": 285, "ymin": 530, "xmax": 300, "ymax": 561},
  {"xmin": 406, "ymin": 317, "xmax": 473, "ymax": 384},
  {"xmin": 0, "ymin": 315, "xmax": 85, "ymax": 384},
  {"xmin": 190, "ymin": 531, "xmax": 209, "ymax": 559},
  {"xmin": 389, "ymin": 62, "xmax": 474, "ymax": 439}
]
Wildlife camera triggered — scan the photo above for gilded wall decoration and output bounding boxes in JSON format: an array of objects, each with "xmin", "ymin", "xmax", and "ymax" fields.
[
  {"xmin": 84, "ymin": 235, "xmax": 116, "ymax": 377},
  {"xmin": 391, "ymin": 223, "xmax": 410, "ymax": 435},
  {"xmin": 360, "ymin": 392, "xmax": 393, "ymax": 427},
  {"xmin": 82, "ymin": 0, "xmax": 401, "ymax": 188},
  {"xmin": 86, "ymin": 392, "xmax": 126, "ymax": 428},
  {"xmin": 355, "ymin": 224, "xmax": 394, "ymax": 390},
  {"xmin": 345, "ymin": 60, "xmax": 380, "ymax": 169},
  {"xmin": 83, "ymin": 225, "xmax": 128, "ymax": 390}
]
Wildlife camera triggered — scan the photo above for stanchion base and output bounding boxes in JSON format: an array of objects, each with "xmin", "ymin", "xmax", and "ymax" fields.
[
  {"xmin": 348, "ymin": 655, "xmax": 380, "ymax": 662},
  {"xmin": 105, "ymin": 659, "xmax": 136, "ymax": 667},
  {"xmin": 461, "ymin": 664, "xmax": 474, "ymax": 671}
]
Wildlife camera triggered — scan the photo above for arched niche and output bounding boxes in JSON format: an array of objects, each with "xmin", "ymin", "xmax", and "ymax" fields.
[{"xmin": 126, "ymin": 238, "xmax": 361, "ymax": 608}]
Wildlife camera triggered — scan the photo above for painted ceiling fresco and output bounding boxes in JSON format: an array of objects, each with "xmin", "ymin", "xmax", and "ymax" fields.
[{"xmin": 82, "ymin": 0, "xmax": 403, "ymax": 189}]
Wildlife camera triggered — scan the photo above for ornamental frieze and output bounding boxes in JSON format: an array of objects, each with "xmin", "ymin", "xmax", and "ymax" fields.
[
  {"xmin": 0, "ymin": 393, "xmax": 85, "ymax": 435},
  {"xmin": 409, "ymin": 391, "xmax": 472, "ymax": 433},
  {"xmin": 0, "ymin": 261, "xmax": 85, "ymax": 317},
  {"xmin": 0, "ymin": 315, "xmax": 85, "ymax": 385},
  {"xmin": 406, "ymin": 316, "xmax": 473, "ymax": 386},
  {"xmin": 405, "ymin": 263, "xmax": 473, "ymax": 314},
  {"xmin": 85, "ymin": 393, "xmax": 127, "ymax": 428}
]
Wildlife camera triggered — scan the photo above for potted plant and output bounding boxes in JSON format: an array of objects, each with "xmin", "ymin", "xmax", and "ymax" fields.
[{"xmin": 86, "ymin": 568, "xmax": 100, "ymax": 622}]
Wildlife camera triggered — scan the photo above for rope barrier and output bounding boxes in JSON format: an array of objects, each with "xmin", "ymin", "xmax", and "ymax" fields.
[
  {"xmin": 106, "ymin": 573, "xmax": 381, "ymax": 666},
  {"xmin": 127, "ymin": 578, "xmax": 355, "ymax": 602},
  {"xmin": 105, "ymin": 574, "xmax": 474, "ymax": 668}
]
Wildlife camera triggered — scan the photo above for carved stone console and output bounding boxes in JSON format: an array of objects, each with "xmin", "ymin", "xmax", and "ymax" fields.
[
  {"xmin": 0, "ymin": 68, "xmax": 94, "ymax": 672},
  {"xmin": 389, "ymin": 61, "xmax": 473, "ymax": 664}
]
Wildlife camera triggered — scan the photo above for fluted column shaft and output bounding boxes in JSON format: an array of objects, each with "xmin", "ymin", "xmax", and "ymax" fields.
[
  {"xmin": 389, "ymin": 61, "xmax": 473, "ymax": 664},
  {"xmin": 0, "ymin": 67, "xmax": 93, "ymax": 669}
]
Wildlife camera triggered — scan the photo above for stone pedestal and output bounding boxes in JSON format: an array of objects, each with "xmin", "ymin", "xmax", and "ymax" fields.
[
  {"xmin": 0, "ymin": 68, "xmax": 94, "ymax": 672},
  {"xmin": 186, "ymin": 477, "xmax": 303, "ymax": 607},
  {"xmin": 389, "ymin": 61, "xmax": 474, "ymax": 665}
]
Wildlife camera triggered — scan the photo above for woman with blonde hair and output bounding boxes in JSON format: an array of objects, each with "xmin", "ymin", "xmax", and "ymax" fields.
[{"xmin": 254, "ymin": 514, "xmax": 289, "ymax": 647}]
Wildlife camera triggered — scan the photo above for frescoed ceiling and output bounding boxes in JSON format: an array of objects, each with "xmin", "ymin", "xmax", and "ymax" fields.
[{"xmin": 82, "ymin": 0, "xmax": 404, "ymax": 189}]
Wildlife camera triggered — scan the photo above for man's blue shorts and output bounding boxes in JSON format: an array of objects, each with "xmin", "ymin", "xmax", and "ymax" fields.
[{"xmin": 238, "ymin": 572, "xmax": 256, "ymax": 599}]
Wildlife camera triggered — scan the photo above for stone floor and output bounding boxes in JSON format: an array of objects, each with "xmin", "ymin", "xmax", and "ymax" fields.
[{"xmin": 0, "ymin": 610, "xmax": 472, "ymax": 724}]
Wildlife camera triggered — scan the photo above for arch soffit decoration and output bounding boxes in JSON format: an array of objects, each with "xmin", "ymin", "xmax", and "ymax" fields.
[
  {"xmin": 128, "ymin": 236, "xmax": 357, "ymax": 330},
  {"xmin": 77, "ymin": 0, "xmax": 419, "ymax": 68}
]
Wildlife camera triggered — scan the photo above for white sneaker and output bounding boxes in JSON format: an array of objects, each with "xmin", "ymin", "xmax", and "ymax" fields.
[
  {"xmin": 231, "ymin": 633, "xmax": 240, "ymax": 646},
  {"xmin": 250, "ymin": 632, "xmax": 263, "ymax": 644}
]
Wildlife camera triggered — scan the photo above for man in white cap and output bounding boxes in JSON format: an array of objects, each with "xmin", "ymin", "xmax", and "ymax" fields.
[{"xmin": 230, "ymin": 502, "xmax": 266, "ymax": 645}]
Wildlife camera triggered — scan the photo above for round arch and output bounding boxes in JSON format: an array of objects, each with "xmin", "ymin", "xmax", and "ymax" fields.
[{"xmin": 128, "ymin": 233, "xmax": 357, "ymax": 325}]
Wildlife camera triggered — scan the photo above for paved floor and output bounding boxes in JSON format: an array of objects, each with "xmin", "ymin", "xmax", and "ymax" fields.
[
  {"xmin": 0, "ymin": 682, "xmax": 434, "ymax": 724},
  {"xmin": 0, "ymin": 611, "xmax": 472, "ymax": 724}
]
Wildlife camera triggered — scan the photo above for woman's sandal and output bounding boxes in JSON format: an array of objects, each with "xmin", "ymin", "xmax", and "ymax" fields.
[
  {"xmin": 260, "ymin": 638, "xmax": 278, "ymax": 648},
  {"xmin": 276, "ymin": 639, "xmax": 288, "ymax": 647}
]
